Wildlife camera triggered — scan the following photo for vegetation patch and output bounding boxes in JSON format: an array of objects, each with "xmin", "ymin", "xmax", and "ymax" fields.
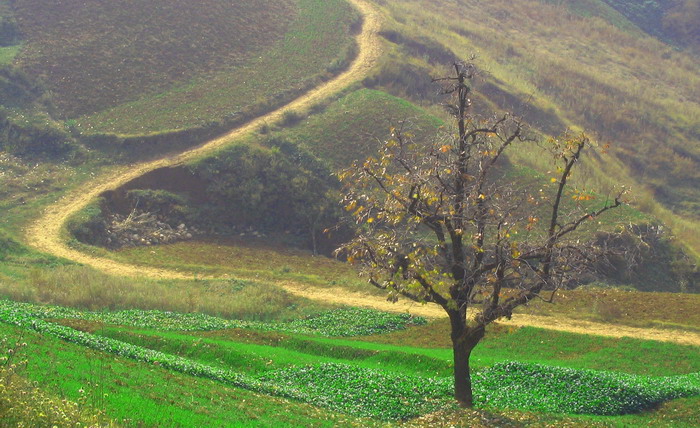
[
  {"xmin": 0, "ymin": 336, "xmax": 116, "ymax": 427},
  {"xmin": 285, "ymin": 307, "xmax": 426, "ymax": 337},
  {"xmin": 0, "ymin": 324, "xmax": 366, "ymax": 427},
  {"xmin": 273, "ymin": 88, "xmax": 442, "ymax": 168},
  {"xmin": 11, "ymin": 0, "xmax": 297, "ymax": 117},
  {"xmin": 0, "ymin": 231, "xmax": 23, "ymax": 260},
  {"xmin": 0, "ymin": 300, "xmax": 425, "ymax": 337},
  {"xmin": 1, "ymin": 299, "xmax": 698, "ymax": 421},
  {"xmin": 475, "ymin": 361, "xmax": 700, "ymax": 415},
  {"xmin": 380, "ymin": 0, "xmax": 700, "ymax": 257},
  {"xmin": 72, "ymin": 0, "xmax": 360, "ymax": 134},
  {"xmin": 260, "ymin": 362, "xmax": 453, "ymax": 420}
]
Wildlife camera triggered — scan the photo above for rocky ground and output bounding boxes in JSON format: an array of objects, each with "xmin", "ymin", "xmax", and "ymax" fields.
[{"xmin": 103, "ymin": 211, "xmax": 199, "ymax": 248}]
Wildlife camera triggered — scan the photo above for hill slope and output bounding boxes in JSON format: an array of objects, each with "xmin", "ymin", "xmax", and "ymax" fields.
[
  {"xmin": 369, "ymin": 0, "xmax": 700, "ymax": 255},
  {"xmin": 11, "ymin": 0, "xmax": 297, "ymax": 117}
]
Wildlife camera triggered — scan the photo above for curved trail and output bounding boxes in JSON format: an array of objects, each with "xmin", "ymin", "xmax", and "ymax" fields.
[
  {"xmin": 26, "ymin": 0, "xmax": 381, "ymax": 277},
  {"xmin": 24, "ymin": 0, "xmax": 700, "ymax": 348}
]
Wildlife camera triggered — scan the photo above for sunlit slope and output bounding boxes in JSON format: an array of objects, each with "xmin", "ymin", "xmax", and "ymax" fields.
[{"xmin": 371, "ymin": 0, "xmax": 699, "ymax": 254}]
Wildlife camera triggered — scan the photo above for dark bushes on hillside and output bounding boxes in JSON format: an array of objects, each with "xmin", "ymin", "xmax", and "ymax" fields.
[
  {"xmin": 190, "ymin": 140, "xmax": 345, "ymax": 253},
  {"xmin": 0, "ymin": 10, "xmax": 20, "ymax": 47},
  {"xmin": 0, "ymin": 232, "xmax": 23, "ymax": 260},
  {"xmin": 0, "ymin": 109, "xmax": 74, "ymax": 157}
]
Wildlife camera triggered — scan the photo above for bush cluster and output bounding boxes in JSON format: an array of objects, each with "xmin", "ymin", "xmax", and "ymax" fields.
[{"xmin": 286, "ymin": 307, "xmax": 427, "ymax": 337}]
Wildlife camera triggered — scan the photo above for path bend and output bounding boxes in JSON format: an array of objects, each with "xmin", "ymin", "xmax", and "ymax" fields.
[{"xmin": 25, "ymin": 0, "xmax": 381, "ymax": 277}]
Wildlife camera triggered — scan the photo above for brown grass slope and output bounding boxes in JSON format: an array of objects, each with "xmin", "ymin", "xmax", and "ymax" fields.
[
  {"xmin": 10, "ymin": 0, "xmax": 297, "ymax": 118},
  {"xmin": 370, "ymin": 0, "xmax": 700, "ymax": 256}
]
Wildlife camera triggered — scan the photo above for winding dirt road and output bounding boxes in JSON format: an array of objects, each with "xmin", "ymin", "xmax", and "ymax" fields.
[
  {"xmin": 26, "ymin": 0, "xmax": 381, "ymax": 278},
  {"xmin": 22, "ymin": 0, "xmax": 700, "ymax": 348}
]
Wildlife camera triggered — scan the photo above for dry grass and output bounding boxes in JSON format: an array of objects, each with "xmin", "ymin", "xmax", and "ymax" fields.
[
  {"xmin": 376, "ymin": 0, "xmax": 700, "ymax": 257},
  {"xmin": 0, "ymin": 265, "xmax": 332, "ymax": 321},
  {"xmin": 112, "ymin": 237, "xmax": 376, "ymax": 294},
  {"xmin": 518, "ymin": 287, "xmax": 700, "ymax": 330}
]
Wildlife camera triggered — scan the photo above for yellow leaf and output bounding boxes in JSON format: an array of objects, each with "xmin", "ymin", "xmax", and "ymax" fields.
[{"xmin": 550, "ymin": 178, "xmax": 557, "ymax": 183}]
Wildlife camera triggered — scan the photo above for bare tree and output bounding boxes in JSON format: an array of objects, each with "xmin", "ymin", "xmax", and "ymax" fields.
[{"xmin": 337, "ymin": 62, "xmax": 626, "ymax": 407}]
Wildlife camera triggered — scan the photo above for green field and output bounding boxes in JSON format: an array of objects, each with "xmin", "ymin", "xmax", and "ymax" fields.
[{"xmin": 0, "ymin": 298, "xmax": 698, "ymax": 426}]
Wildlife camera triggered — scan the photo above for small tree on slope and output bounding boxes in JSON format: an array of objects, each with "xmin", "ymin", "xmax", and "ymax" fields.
[{"xmin": 337, "ymin": 62, "xmax": 626, "ymax": 407}]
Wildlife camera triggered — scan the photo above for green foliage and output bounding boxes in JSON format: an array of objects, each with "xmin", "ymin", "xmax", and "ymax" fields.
[
  {"xmin": 125, "ymin": 189, "xmax": 191, "ymax": 222},
  {"xmin": 475, "ymin": 361, "xmax": 700, "ymax": 415},
  {"xmin": 260, "ymin": 363, "xmax": 453, "ymax": 420},
  {"xmin": 0, "ymin": 300, "xmax": 426, "ymax": 337},
  {"xmin": 0, "ymin": 1, "xmax": 20, "ymax": 47},
  {"xmin": 0, "ymin": 67, "xmax": 76, "ymax": 156},
  {"xmin": 274, "ymin": 88, "xmax": 443, "ymax": 168},
  {"xmin": 286, "ymin": 307, "xmax": 426, "ymax": 337},
  {"xmin": 190, "ymin": 141, "xmax": 342, "ymax": 251},
  {"xmin": 0, "ymin": 66, "xmax": 46, "ymax": 109},
  {"xmin": 0, "ymin": 231, "xmax": 23, "ymax": 260}
]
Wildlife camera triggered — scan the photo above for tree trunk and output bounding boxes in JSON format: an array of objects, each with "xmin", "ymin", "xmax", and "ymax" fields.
[{"xmin": 449, "ymin": 310, "xmax": 484, "ymax": 407}]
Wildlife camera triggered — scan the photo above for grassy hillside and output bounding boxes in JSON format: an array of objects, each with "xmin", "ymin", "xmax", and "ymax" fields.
[
  {"xmin": 367, "ymin": 0, "xmax": 700, "ymax": 258},
  {"xmin": 10, "ymin": 0, "xmax": 360, "ymax": 137},
  {"xmin": 11, "ymin": 0, "xmax": 297, "ymax": 117},
  {"xmin": 272, "ymin": 88, "xmax": 443, "ymax": 168}
]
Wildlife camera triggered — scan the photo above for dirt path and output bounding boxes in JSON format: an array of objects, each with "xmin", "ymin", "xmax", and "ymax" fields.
[
  {"xmin": 22, "ymin": 1, "xmax": 700, "ymax": 349},
  {"xmin": 276, "ymin": 281, "xmax": 700, "ymax": 347},
  {"xmin": 25, "ymin": 0, "xmax": 382, "ymax": 277}
]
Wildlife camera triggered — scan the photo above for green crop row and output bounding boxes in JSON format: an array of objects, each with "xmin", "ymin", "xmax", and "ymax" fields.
[
  {"xmin": 260, "ymin": 362, "xmax": 453, "ymax": 420},
  {"xmin": 474, "ymin": 361, "xmax": 700, "ymax": 415},
  {"xmin": 0, "ymin": 300, "xmax": 425, "ymax": 336},
  {"xmin": 0, "ymin": 304, "xmax": 442, "ymax": 419}
]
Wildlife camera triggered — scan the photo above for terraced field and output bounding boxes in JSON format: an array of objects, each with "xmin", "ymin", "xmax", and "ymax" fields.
[{"xmin": 1, "ymin": 298, "xmax": 698, "ymax": 426}]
